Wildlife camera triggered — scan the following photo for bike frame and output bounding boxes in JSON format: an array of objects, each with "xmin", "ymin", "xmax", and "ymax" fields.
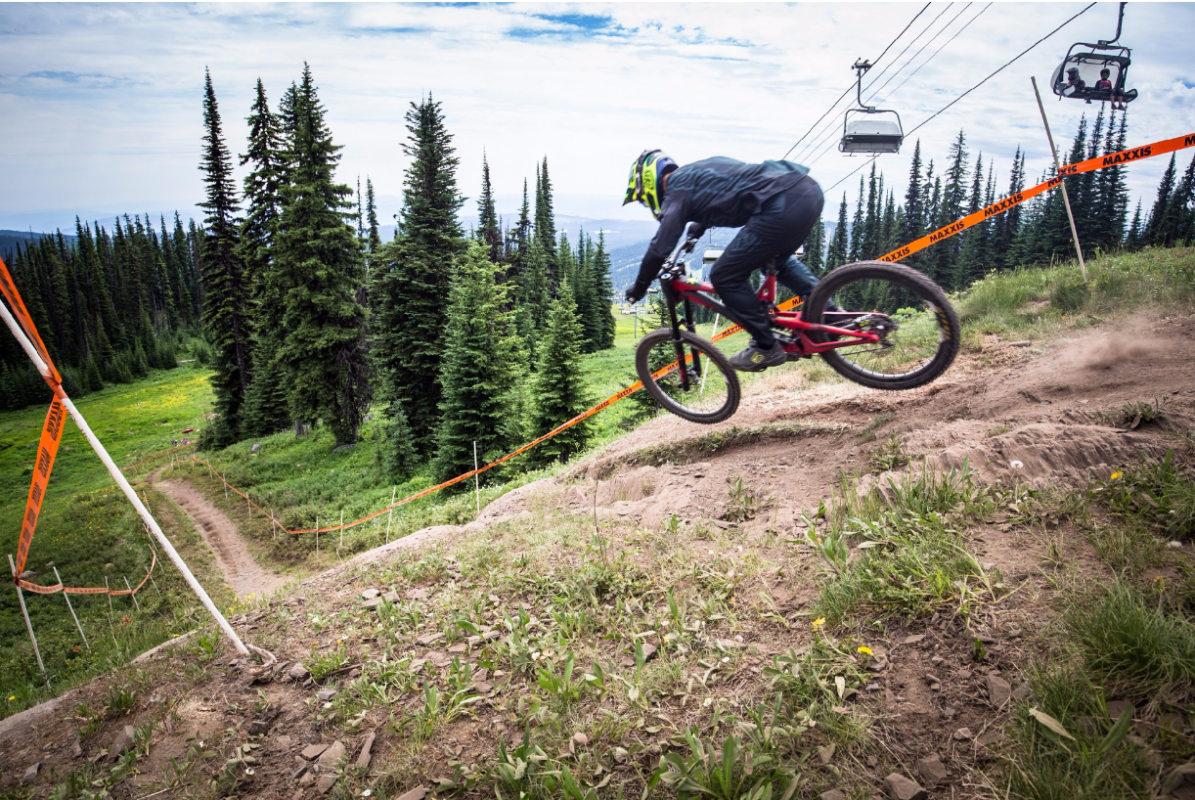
[{"xmin": 651, "ymin": 234, "xmax": 884, "ymax": 392}]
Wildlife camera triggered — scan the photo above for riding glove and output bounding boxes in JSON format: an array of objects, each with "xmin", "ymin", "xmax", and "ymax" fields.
[{"xmin": 625, "ymin": 281, "xmax": 650, "ymax": 304}]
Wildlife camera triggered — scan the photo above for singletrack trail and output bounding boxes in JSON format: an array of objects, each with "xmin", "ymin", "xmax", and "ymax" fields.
[{"xmin": 153, "ymin": 476, "xmax": 288, "ymax": 600}]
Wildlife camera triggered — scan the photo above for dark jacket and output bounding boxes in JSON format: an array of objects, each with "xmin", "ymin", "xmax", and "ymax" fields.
[{"xmin": 632, "ymin": 157, "xmax": 810, "ymax": 289}]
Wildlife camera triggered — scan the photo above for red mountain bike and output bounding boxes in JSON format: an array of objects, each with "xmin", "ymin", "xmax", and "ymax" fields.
[{"xmin": 633, "ymin": 232, "xmax": 961, "ymax": 423}]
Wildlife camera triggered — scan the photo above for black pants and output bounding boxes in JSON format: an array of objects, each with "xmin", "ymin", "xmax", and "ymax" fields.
[{"xmin": 709, "ymin": 177, "xmax": 825, "ymax": 347}]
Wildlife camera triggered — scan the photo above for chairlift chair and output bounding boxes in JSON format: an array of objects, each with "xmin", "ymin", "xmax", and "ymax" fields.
[
  {"xmin": 840, "ymin": 58, "xmax": 905, "ymax": 155},
  {"xmin": 1051, "ymin": 2, "xmax": 1137, "ymax": 106}
]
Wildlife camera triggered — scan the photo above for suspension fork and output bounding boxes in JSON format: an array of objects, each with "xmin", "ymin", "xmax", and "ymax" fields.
[{"xmin": 663, "ymin": 283, "xmax": 703, "ymax": 392}]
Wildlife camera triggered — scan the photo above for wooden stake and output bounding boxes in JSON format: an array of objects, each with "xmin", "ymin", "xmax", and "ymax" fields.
[
  {"xmin": 473, "ymin": 441, "xmax": 481, "ymax": 514},
  {"xmin": 11, "ymin": 555, "xmax": 50, "ymax": 689},
  {"xmin": 315, "ymin": 518, "xmax": 319, "ymax": 556},
  {"xmin": 385, "ymin": 487, "xmax": 396, "ymax": 543},
  {"xmin": 1032, "ymin": 75, "xmax": 1087, "ymax": 282},
  {"xmin": 222, "ymin": 473, "xmax": 229, "ymax": 504},
  {"xmin": 104, "ymin": 576, "xmax": 117, "ymax": 644},
  {"xmin": 54, "ymin": 566, "xmax": 91, "ymax": 651},
  {"xmin": 124, "ymin": 576, "xmax": 141, "ymax": 612},
  {"xmin": 339, "ymin": 510, "xmax": 344, "ymax": 554}
]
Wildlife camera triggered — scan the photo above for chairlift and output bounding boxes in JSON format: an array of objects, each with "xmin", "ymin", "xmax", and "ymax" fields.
[
  {"xmin": 840, "ymin": 59, "xmax": 904, "ymax": 155},
  {"xmin": 1051, "ymin": 2, "xmax": 1137, "ymax": 107}
]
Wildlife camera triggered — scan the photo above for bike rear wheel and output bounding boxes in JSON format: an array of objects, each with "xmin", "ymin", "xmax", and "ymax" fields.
[
  {"xmin": 805, "ymin": 261, "xmax": 960, "ymax": 390},
  {"xmin": 634, "ymin": 328, "xmax": 740, "ymax": 424}
]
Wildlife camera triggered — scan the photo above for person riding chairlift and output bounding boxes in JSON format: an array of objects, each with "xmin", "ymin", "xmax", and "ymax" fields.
[
  {"xmin": 1095, "ymin": 68, "xmax": 1126, "ymax": 110},
  {"xmin": 1063, "ymin": 66, "xmax": 1088, "ymax": 101}
]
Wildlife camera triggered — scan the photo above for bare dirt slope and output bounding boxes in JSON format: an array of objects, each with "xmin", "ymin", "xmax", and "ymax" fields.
[
  {"xmin": 2, "ymin": 315, "xmax": 1192, "ymax": 799},
  {"xmin": 154, "ymin": 476, "xmax": 289, "ymax": 600}
]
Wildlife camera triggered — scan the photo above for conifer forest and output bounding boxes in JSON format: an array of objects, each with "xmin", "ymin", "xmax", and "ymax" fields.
[{"xmin": 3, "ymin": 65, "xmax": 1194, "ymax": 486}]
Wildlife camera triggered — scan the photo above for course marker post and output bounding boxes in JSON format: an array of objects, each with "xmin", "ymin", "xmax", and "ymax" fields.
[
  {"xmin": 385, "ymin": 487, "xmax": 396, "ymax": 544},
  {"xmin": 1032, "ymin": 75, "xmax": 1087, "ymax": 282},
  {"xmin": 0, "ymin": 297, "xmax": 249, "ymax": 656},
  {"xmin": 10, "ymin": 554, "xmax": 50, "ymax": 689},
  {"xmin": 124, "ymin": 576, "xmax": 140, "ymax": 612},
  {"xmin": 53, "ymin": 566, "xmax": 90, "ymax": 651},
  {"xmin": 473, "ymin": 442, "xmax": 481, "ymax": 514}
]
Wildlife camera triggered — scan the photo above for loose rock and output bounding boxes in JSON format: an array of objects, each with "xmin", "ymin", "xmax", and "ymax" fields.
[
  {"xmin": 819, "ymin": 791, "xmax": 848, "ymax": 800},
  {"xmin": 317, "ymin": 688, "xmax": 336, "ymax": 702},
  {"xmin": 356, "ymin": 732, "xmax": 376, "ymax": 770},
  {"xmin": 917, "ymin": 754, "xmax": 948, "ymax": 786},
  {"xmin": 415, "ymin": 632, "xmax": 444, "ymax": 646},
  {"xmin": 361, "ymin": 588, "xmax": 380, "ymax": 600},
  {"xmin": 396, "ymin": 788, "xmax": 429, "ymax": 800},
  {"xmin": 318, "ymin": 740, "xmax": 346, "ymax": 771},
  {"xmin": 953, "ymin": 727, "xmax": 973, "ymax": 741},
  {"xmin": 301, "ymin": 743, "xmax": 329, "ymax": 761},
  {"xmin": 316, "ymin": 774, "xmax": 338, "ymax": 793},
  {"xmin": 288, "ymin": 663, "xmax": 310, "ymax": 682},
  {"xmin": 21, "ymin": 763, "xmax": 39, "ymax": 785},
  {"xmin": 109, "ymin": 725, "xmax": 136, "ymax": 759},
  {"xmin": 884, "ymin": 772, "xmax": 928, "ymax": 800},
  {"xmin": 986, "ymin": 674, "xmax": 1012, "ymax": 708}
]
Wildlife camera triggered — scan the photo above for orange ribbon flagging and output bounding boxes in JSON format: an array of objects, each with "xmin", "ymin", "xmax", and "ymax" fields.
[
  {"xmin": 17, "ymin": 550, "xmax": 158, "ymax": 596},
  {"xmin": 13, "ymin": 397, "xmax": 66, "ymax": 577},
  {"xmin": 879, "ymin": 131, "xmax": 1195, "ymax": 264}
]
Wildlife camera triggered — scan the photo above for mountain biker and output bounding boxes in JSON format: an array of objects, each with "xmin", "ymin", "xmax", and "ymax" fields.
[{"xmin": 623, "ymin": 150, "xmax": 825, "ymax": 372}]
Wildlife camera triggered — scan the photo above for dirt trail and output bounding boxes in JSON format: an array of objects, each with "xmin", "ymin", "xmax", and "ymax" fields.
[{"xmin": 154, "ymin": 477, "xmax": 289, "ymax": 600}]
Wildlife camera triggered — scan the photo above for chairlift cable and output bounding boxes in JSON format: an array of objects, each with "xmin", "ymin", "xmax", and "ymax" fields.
[
  {"xmin": 871, "ymin": 2, "xmax": 992, "ymax": 108},
  {"xmin": 781, "ymin": 2, "xmax": 931, "ymax": 161},
  {"xmin": 799, "ymin": 3, "xmax": 975, "ymax": 167},
  {"xmin": 822, "ymin": 3, "xmax": 1096, "ymax": 195},
  {"xmin": 792, "ymin": 3, "xmax": 953, "ymax": 163},
  {"xmin": 905, "ymin": 2, "xmax": 1097, "ymax": 137},
  {"xmin": 860, "ymin": 3, "xmax": 959, "ymax": 104}
]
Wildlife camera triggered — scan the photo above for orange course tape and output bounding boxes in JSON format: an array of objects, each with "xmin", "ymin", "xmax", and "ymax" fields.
[
  {"xmin": 12, "ymin": 398, "xmax": 66, "ymax": 577},
  {"xmin": 879, "ymin": 131, "xmax": 1195, "ymax": 264},
  {"xmin": 0, "ymin": 256, "xmax": 62, "ymax": 389},
  {"xmin": 18, "ymin": 550, "xmax": 158, "ymax": 596}
]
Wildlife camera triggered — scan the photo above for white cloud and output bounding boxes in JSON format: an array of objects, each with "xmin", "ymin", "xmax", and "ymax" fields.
[{"xmin": 1, "ymin": 2, "xmax": 1192, "ymax": 234}]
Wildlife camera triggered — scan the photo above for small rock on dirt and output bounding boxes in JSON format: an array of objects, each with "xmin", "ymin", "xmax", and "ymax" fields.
[
  {"xmin": 357, "ymin": 732, "xmax": 376, "ymax": 770},
  {"xmin": 277, "ymin": 735, "xmax": 293, "ymax": 749},
  {"xmin": 407, "ymin": 588, "xmax": 430, "ymax": 601},
  {"xmin": 953, "ymin": 727, "xmax": 973, "ymax": 740},
  {"xmin": 986, "ymin": 673, "xmax": 1012, "ymax": 707},
  {"xmin": 361, "ymin": 588, "xmax": 380, "ymax": 600},
  {"xmin": 715, "ymin": 639, "xmax": 747, "ymax": 650},
  {"xmin": 316, "ymin": 773, "xmax": 338, "ymax": 793},
  {"xmin": 641, "ymin": 643, "xmax": 658, "ymax": 660},
  {"xmin": 288, "ymin": 663, "xmax": 310, "ymax": 682},
  {"xmin": 363, "ymin": 597, "xmax": 384, "ymax": 610},
  {"xmin": 396, "ymin": 788, "xmax": 429, "ymax": 800},
  {"xmin": 819, "ymin": 791, "xmax": 848, "ymax": 800},
  {"xmin": 573, "ymin": 732, "xmax": 589, "ymax": 746},
  {"xmin": 301, "ymin": 743, "xmax": 329, "ymax": 761},
  {"xmin": 317, "ymin": 688, "xmax": 336, "ymax": 702},
  {"xmin": 448, "ymin": 642, "xmax": 468, "ymax": 654},
  {"xmin": 1106, "ymin": 700, "xmax": 1135, "ymax": 719},
  {"xmin": 248, "ymin": 719, "xmax": 270, "ymax": 735},
  {"xmin": 318, "ymin": 740, "xmax": 346, "ymax": 771},
  {"xmin": 902, "ymin": 634, "xmax": 926, "ymax": 646},
  {"xmin": 109, "ymin": 725, "xmax": 135, "ymax": 759},
  {"xmin": 917, "ymin": 755, "xmax": 948, "ymax": 786},
  {"xmin": 415, "ymin": 632, "xmax": 444, "ymax": 646},
  {"xmin": 426, "ymin": 650, "xmax": 452, "ymax": 668},
  {"xmin": 884, "ymin": 773, "xmax": 928, "ymax": 800},
  {"xmin": 21, "ymin": 763, "xmax": 39, "ymax": 784}
]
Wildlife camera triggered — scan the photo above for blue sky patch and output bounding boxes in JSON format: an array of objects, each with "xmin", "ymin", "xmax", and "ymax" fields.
[{"xmin": 532, "ymin": 13, "xmax": 612, "ymax": 32}]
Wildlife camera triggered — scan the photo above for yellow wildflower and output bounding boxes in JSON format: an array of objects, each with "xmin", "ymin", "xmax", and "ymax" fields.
[
  {"xmin": 1111, "ymin": 472, "xmax": 1122, "ymax": 480},
  {"xmin": 857, "ymin": 646, "xmax": 873, "ymax": 656},
  {"xmin": 811, "ymin": 618, "xmax": 826, "ymax": 631}
]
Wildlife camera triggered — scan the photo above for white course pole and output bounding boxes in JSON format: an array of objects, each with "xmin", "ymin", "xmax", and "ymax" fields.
[
  {"xmin": 385, "ymin": 487, "xmax": 396, "ymax": 544},
  {"xmin": 0, "ymin": 301, "xmax": 249, "ymax": 655},
  {"xmin": 10, "ymin": 555, "xmax": 50, "ymax": 689},
  {"xmin": 473, "ymin": 441, "xmax": 481, "ymax": 514},
  {"xmin": 53, "ymin": 566, "xmax": 90, "ymax": 651},
  {"xmin": 1032, "ymin": 76, "xmax": 1087, "ymax": 282}
]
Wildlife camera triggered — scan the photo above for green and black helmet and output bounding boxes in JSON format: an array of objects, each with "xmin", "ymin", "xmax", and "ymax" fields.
[{"xmin": 623, "ymin": 149, "xmax": 677, "ymax": 220}]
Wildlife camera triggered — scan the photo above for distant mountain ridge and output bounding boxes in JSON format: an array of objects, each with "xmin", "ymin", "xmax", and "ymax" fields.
[{"xmin": 0, "ymin": 229, "xmax": 78, "ymax": 262}]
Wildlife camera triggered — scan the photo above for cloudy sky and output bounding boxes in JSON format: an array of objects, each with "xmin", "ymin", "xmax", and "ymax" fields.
[{"xmin": 2, "ymin": 2, "xmax": 1193, "ymax": 235}]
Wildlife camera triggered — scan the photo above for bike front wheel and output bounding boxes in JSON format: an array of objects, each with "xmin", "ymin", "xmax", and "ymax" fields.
[
  {"xmin": 805, "ymin": 261, "xmax": 960, "ymax": 390},
  {"xmin": 634, "ymin": 328, "xmax": 741, "ymax": 424}
]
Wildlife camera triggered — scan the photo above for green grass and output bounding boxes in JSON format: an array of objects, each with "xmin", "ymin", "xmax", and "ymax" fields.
[{"xmin": 956, "ymin": 246, "xmax": 1195, "ymax": 344}]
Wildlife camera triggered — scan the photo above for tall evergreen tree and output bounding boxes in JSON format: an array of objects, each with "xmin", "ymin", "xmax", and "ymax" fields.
[
  {"xmin": 805, "ymin": 211, "xmax": 825, "ymax": 273},
  {"xmin": 365, "ymin": 177, "xmax": 382, "ymax": 254},
  {"xmin": 527, "ymin": 284, "xmax": 591, "ymax": 466},
  {"xmin": 477, "ymin": 153, "xmax": 503, "ymax": 264},
  {"xmin": 534, "ymin": 158, "xmax": 558, "ymax": 285},
  {"xmin": 433, "ymin": 242, "xmax": 523, "ymax": 480},
  {"xmin": 591, "ymin": 233, "xmax": 616, "ymax": 350},
  {"xmin": 238, "ymin": 77, "xmax": 291, "ymax": 437},
  {"xmin": 371, "ymin": 93, "xmax": 465, "ymax": 452},
  {"xmin": 1145, "ymin": 154, "xmax": 1178, "ymax": 246},
  {"xmin": 271, "ymin": 63, "xmax": 371, "ymax": 445},
  {"xmin": 198, "ymin": 68, "xmax": 252, "ymax": 446},
  {"xmin": 932, "ymin": 131, "xmax": 969, "ymax": 288},
  {"xmin": 826, "ymin": 194, "xmax": 850, "ymax": 269}
]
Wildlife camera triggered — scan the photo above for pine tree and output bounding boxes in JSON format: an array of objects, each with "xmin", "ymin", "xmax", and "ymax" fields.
[
  {"xmin": 1125, "ymin": 199, "xmax": 1144, "ymax": 250},
  {"xmin": 1146, "ymin": 153, "xmax": 1178, "ymax": 247},
  {"xmin": 271, "ymin": 63, "xmax": 371, "ymax": 445},
  {"xmin": 591, "ymin": 233, "xmax": 616, "ymax": 349},
  {"xmin": 238, "ymin": 77, "xmax": 291, "ymax": 437},
  {"xmin": 932, "ymin": 131, "xmax": 969, "ymax": 289},
  {"xmin": 198, "ymin": 68, "xmax": 252, "ymax": 446},
  {"xmin": 527, "ymin": 284, "xmax": 591, "ymax": 466},
  {"xmin": 534, "ymin": 158, "xmax": 558, "ymax": 283},
  {"xmin": 849, "ymin": 177, "xmax": 865, "ymax": 262},
  {"xmin": 366, "ymin": 177, "xmax": 382, "ymax": 254},
  {"xmin": 826, "ymin": 194, "xmax": 850, "ymax": 269},
  {"xmin": 433, "ymin": 242, "xmax": 523, "ymax": 480},
  {"xmin": 371, "ymin": 93, "xmax": 465, "ymax": 452},
  {"xmin": 477, "ymin": 153, "xmax": 503, "ymax": 264},
  {"xmin": 805, "ymin": 211, "xmax": 825, "ymax": 273}
]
